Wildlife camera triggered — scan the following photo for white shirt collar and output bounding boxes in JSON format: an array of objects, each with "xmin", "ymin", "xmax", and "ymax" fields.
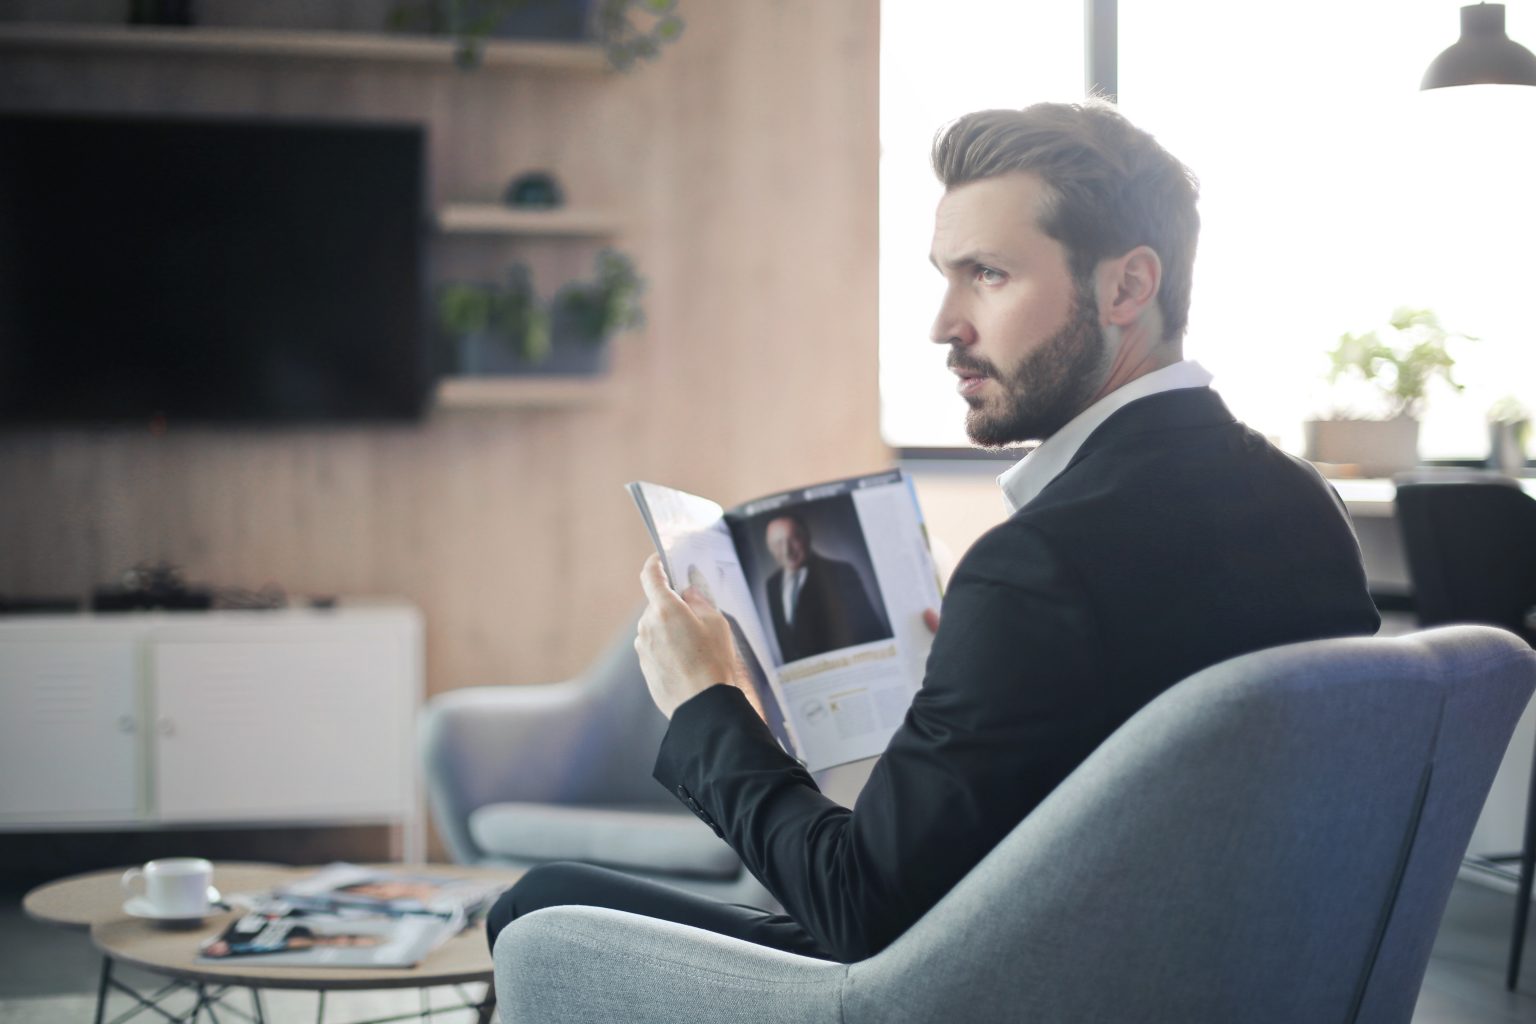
[
  {"xmin": 781, "ymin": 565, "xmax": 808, "ymax": 622},
  {"xmin": 997, "ymin": 360, "xmax": 1214, "ymax": 515}
]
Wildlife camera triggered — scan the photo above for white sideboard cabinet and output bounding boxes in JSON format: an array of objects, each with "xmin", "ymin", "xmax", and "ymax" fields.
[{"xmin": 0, "ymin": 604, "xmax": 424, "ymax": 861}]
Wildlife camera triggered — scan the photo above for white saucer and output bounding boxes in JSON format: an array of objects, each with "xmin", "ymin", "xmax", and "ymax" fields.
[{"xmin": 123, "ymin": 887, "xmax": 223, "ymax": 924}]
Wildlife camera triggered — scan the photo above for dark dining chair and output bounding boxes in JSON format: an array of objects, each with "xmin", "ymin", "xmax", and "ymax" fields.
[{"xmin": 1395, "ymin": 476, "xmax": 1536, "ymax": 990}]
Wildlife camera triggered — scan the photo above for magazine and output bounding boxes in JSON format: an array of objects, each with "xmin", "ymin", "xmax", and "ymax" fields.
[
  {"xmin": 627, "ymin": 469, "xmax": 943, "ymax": 772},
  {"xmin": 196, "ymin": 863, "xmax": 506, "ymax": 969},
  {"xmin": 271, "ymin": 862, "xmax": 504, "ymax": 920},
  {"xmin": 197, "ymin": 902, "xmax": 462, "ymax": 968}
]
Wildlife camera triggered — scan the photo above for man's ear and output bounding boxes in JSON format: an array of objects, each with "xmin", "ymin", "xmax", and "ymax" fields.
[{"xmin": 1096, "ymin": 245, "xmax": 1162, "ymax": 329}]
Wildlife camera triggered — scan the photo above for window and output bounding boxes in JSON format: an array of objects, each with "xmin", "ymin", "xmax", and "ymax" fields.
[
  {"xmin": 879, "ymin": 0, "xmax": 1083, "ymax": 449},
  {"xmin": 881, "ymin": 1, "xmax": 1536, "ymax": 458}
]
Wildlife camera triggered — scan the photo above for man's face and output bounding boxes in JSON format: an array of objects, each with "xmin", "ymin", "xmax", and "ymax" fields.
[
  {"xmin": 929, "ymin": 172, "xmax": 1110, "ymax": 446},
  {"xmin": 765, "ymin": 518, "xmax": 809, "ymax": 573}
]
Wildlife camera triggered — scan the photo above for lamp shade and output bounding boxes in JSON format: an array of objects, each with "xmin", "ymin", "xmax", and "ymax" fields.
[{"xmin": 1422, "ymin": 3, "xmax": 1536, "ymax": 89}]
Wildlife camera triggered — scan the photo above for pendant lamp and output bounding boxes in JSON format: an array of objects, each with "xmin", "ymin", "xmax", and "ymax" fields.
[{"xmin": 1421, "ymin": 3, "xmax": 1536, "ymax": 89}]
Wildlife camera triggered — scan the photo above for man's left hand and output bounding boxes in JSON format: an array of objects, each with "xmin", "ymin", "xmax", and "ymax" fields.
[{"xmin": 636, "ymin": 554, "xmax": 739, "ymax": 718}]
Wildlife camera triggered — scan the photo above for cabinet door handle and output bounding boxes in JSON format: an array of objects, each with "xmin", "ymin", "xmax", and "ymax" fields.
[
  {"xmin": 158, "ymin": 718, "xmax": 175, "ymax": 737},
  {"xmin": 118, "ymin": 715, "xmax": 136, "ymax": 734}
]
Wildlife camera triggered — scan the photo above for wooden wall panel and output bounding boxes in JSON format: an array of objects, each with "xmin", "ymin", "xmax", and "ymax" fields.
[{"xmin": 0, "ymin": 0, "xmax": 888, "ymax": 712}]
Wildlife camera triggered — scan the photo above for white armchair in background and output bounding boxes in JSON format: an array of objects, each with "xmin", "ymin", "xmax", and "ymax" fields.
[{"xmin": 419, "ymin": 613, "xmax": 773, "ymax": 905}]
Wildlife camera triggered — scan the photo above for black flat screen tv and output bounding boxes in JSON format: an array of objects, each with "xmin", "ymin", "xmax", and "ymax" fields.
[{"xmin": 0, "ymin": 113, "xmax": 430, "ymax": 425}]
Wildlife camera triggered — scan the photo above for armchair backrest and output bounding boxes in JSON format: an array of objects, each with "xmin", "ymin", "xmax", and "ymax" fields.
[
  {"xmin": 562, "ymin": 613, "xmax": 676, "ymax": 807},
  {"xmin": 847, "ymin": 627, "xmax": 1535, "ymax": 1024},
  {"xmin": 420, "ymin": 612, "xmax": 673, "ymax": 863}
]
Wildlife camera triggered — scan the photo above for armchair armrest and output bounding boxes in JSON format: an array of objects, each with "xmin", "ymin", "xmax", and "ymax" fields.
[{"xmin": 495, "ymin": 906, "xmax": 845, "ymax": 1024}]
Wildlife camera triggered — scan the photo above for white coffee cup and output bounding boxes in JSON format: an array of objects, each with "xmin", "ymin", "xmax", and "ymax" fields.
[{"xmin": 121, "ymin": 857, "xmax": 215, "ymax": 917}]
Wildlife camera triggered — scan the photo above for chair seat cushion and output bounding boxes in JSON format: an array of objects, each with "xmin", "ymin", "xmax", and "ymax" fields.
[{"xmin": 468, "ymin": 802, "xmax": 743, "ymax": 880}]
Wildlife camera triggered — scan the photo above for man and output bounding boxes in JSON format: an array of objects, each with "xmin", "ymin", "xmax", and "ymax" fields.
[
  {"xmin": 763, "ymin": 513, "xmax": 887, "ymax": 663},
  {"xmin": 487, "ymin": 101, "xmax": 1379, "ymax": 963}
]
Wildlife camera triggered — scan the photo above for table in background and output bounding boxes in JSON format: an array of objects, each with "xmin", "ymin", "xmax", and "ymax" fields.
[{"xmin": 23, "ymin": 861, "xmax": 522, "ymax": 1024}]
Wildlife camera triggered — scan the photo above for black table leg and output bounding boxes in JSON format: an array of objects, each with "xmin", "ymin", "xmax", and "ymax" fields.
[
  {"xmin": 474, "ymin": 985, "xmax": 496, "ymax": 1024},
  {"xmin": 93, "ymin": 957, "xmax": 113, "ymax": 1024}
]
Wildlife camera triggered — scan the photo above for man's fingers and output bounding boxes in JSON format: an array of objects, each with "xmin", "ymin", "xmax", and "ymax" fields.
[
  {"xmin": 680, "ymin": 585, "xmax": 719, "ymax": 619},
  {"xmin": 639, "ymin": 554, "xmax": 681, "ymax": 607}
]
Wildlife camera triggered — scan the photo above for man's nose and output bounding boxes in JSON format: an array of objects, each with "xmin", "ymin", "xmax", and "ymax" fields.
[{"xmin": 930, "ymin": 292, "xmax": 974, "ymax": 347}]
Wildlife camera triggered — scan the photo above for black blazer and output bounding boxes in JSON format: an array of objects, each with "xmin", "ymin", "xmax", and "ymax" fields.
[
  {"xmin": 655, "ymin": 388, "xmax": 1380, "ymax": 962},
  {"xmin": 767, "ymin": 553, "xmax": 887, "ymax": 663}
]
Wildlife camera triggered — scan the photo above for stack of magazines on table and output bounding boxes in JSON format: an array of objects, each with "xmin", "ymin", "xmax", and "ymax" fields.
[{"xmin": 197, "ymin": 863, "xmax": 506, "ymax": 968}]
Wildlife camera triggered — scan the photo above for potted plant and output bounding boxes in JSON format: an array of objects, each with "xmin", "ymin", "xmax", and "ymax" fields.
[
  {"xmin": 1487, "ymin": 395, "xmax": 1530, "ymax": 475},
  {"xmin": 1304, "ymin": 307, "xmax": 1473, "ymax": 476},
  {"xmin": 437, "ymin": 280, "xmax": 496, "ymax": 374},
  {"xmin": 437, "ymin": 265, "xmax": 548, "ymax": 374},
  {"xmin": 437, "ymin": 249, "xmax": 642, "ymax": 376},
  {"xmin": 389, "ymin": 0, "xmax": 684, "ymax": 70},
  {"xmin": 551, "ymin": 248, "xmax": 643, "ymax": 353}
]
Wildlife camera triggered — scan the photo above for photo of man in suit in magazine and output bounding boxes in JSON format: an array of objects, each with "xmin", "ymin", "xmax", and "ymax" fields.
[{"xmin": 746, "ymin": 495, "xmax": 893, "ymax": 665}]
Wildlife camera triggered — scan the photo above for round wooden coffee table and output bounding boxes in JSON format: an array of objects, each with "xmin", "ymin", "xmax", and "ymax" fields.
[{"xmin": 24, "ymin": 861, "xmax": 522, "ymax": 1024}]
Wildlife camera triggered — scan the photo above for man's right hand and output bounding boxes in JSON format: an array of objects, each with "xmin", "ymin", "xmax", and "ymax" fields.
[{"xmin": 636, "ymin": 555, "xmax": 739, "ymax": 719}]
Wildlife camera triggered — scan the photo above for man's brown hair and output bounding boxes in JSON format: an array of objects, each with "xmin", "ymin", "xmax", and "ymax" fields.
[{"xmin": 931, "ymin": 101, "xmax": 1200, "ymax": 341}]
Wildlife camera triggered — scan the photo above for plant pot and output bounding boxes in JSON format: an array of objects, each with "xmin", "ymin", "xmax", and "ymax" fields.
[
  {"xmin": 450, "ymin": 331, "xmax": 497, "ymax": 375},
  {"xmin": 437, "ymin": 0, "xmax": 596, "ymax": 42},
  {"xmin": 1488, "ymin": 420, "xmax": 1529, "ymax": 476},
  {"xmin": 1303, "ymin": 417, "xmax": 1420, "ymax": 477},
  {"xmin": 488, "ymin": 0, "xmax": 596, "ymax": 41},
  {"xmin": 505, "ymin": 338, "xmax": 610, "ymax": 376},
  {"xmin": 445, "ymin": 332, "xmax": 610, "ymax": 377}
]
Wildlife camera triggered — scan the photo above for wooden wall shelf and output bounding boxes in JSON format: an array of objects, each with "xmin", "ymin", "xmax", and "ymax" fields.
[
  {"xmin": 436, "ymin": 203, "xmax": 620, "ymax": 237},
  {"xmin": 0, "ymin": 22, "xmax": 609, "ymax": 73},
  {"xmin": 434, "ymin": 375, "xmax": 609, "ymax": 410}
]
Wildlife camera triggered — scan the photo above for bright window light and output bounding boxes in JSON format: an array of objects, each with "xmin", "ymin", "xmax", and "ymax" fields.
[
  {"xmin": 879, "ymin": 0, "xmax": 1084, "ymax": 449},
  {"xmin": 881, "ymin": 1, "xmax": 1536, "ymax": 458}
]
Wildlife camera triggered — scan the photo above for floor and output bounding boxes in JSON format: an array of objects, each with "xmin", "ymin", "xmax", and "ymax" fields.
[
  {"xmin": 1, "ymin": 878, "xmax": 1532, "ymax": 1023},
  {"xmin": 1411, "ymin": 879, "xmax": 1535, "ymax": 1023}
]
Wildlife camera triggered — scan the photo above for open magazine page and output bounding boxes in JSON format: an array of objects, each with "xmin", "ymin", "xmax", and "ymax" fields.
[
  {"xmin": 626, "ymin": 482, "xmax": 798, "ymax": 753},
  {"xmin": 197, "ymin": 901, "xmax": 463, "ymax": 968},
  {"xmin": 271, "ymin": 862, "xmax": 503, "ymax": 919},
  {"xmin": 726, "ymin": 470, "xmax": 942, "ymax": 772}
]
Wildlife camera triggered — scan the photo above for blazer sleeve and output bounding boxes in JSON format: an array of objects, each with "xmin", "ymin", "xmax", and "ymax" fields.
[{"xmin": 653, "ymin": 521, "xmax": 1107, "ymax": 962}]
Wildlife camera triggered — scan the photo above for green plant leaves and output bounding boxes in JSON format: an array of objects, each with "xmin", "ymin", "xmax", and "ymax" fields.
[
  {"xmin": 595, "ymin": 0, "xmax": 685, "ymax": 70},
  {"xmin": 436, "ymin": 248, "xmax": 644, "ymax": 364},
  {"xmin": 395, "ymin": 0, "xmax": 686, "ymax": 72},
  {"xmin": 521, "ymin": 306, "xmax": 553, "ymax": 362},
  {"xmin": 1324, "ymin": 306, "xmax": 1472, "ymax": 418},
  {"xmin": 438, "ymin": 283, "xmax": 494, "ymax": 335}
]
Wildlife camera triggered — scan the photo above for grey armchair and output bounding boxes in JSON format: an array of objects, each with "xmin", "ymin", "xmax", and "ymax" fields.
[
  {"xmin": 419, "ymin": 613, "xmax": 771, "ymax": 904},
  {"xmin": 494, "ymin": 626, "xmax": 1536, "ymax": 1024}
]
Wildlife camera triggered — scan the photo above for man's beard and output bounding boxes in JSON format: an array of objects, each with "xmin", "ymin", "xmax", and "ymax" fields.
[{"xmin": 951, "ymin": 282, "xmax": 1109, "ymax": 448}]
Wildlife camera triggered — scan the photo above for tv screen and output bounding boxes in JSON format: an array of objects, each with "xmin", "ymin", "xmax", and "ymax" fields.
[{"xmin": 0, "ymin": 113, "xmax": 430, "ymax": 425}]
